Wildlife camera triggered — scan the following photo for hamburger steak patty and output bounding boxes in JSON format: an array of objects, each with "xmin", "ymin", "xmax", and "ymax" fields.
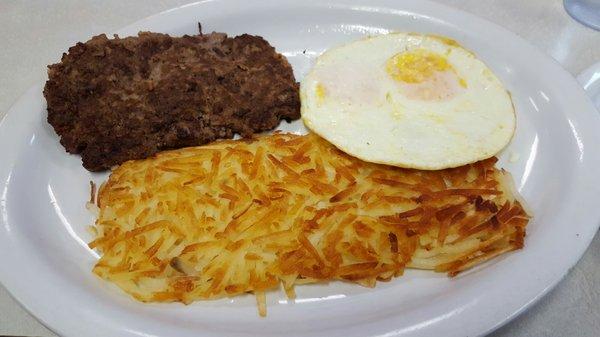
[{"xmin": 44, "ymin": 30, "xmax": 300, "ymax": 171}]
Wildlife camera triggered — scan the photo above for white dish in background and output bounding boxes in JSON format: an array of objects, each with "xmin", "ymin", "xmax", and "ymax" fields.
[
  {"xmin": 1, "ymin": 1, "xmax": 600, "ymax": 337},
  {"xmin": 578, "ymin": 61, "xmax": 600, "ymax": 110}
]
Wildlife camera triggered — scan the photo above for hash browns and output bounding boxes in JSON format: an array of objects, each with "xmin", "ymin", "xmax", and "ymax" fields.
[{"xmin": 89, "ymin": 133, "xmax": 529, "ymax": 316}]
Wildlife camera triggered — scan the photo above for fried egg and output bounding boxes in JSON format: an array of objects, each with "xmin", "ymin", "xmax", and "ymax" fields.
[{"xmin": 300, "ymin": 33, "xmax": 515, "ymax": 170}]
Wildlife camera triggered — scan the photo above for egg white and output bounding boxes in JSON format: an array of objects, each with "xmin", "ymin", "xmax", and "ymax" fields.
[{"xmin": 300, "ymin": 33, "xmax": 515, "ymax": 170}]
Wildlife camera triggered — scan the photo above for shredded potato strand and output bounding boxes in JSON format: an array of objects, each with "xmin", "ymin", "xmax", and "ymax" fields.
[{"xmin": 90, "ymin": 133, "xmax": 529, "ymax": 314}]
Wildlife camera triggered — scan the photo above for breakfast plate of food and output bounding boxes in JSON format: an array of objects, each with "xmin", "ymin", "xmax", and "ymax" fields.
[{"xmin": 1, "ymin": 1, "xmax": 599, "ymax": 337}]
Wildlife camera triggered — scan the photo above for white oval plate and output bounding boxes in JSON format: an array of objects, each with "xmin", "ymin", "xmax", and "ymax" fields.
[{"xmin": 1, "ymin": 1, "xmax": 600, "ymax": 336}]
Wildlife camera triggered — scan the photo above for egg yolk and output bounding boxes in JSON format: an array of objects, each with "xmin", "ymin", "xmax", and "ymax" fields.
[
  {"xmin": 386, "ymin": 49, "xmax": 467, "ymax": 101},
  {"xmin": 315, "ymin": 83, "xmax": 326, "ymax": 99},
  {"xmin": 386, "ymin": 49, "xmax": 453, "ymax": 84},
  {"xmin": 315, "ymin": 83, "xmax": 327, "ymax": 105}
]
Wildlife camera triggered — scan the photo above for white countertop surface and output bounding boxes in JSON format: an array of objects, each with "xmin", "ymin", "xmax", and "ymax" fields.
[{"xmin": 1, "ymin": 1, "xmax": 599, "ymax": 336}]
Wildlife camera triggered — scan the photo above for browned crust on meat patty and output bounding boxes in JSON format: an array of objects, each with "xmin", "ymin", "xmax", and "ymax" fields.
[{"xmin": 44, "ymin": 31, "xmax": 300, "ymax": 171}]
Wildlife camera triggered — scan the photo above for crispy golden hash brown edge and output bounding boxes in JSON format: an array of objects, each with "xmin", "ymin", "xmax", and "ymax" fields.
[{"xmin": 89, "ymin": 132, "xmax": 530, "ymax": 316}]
